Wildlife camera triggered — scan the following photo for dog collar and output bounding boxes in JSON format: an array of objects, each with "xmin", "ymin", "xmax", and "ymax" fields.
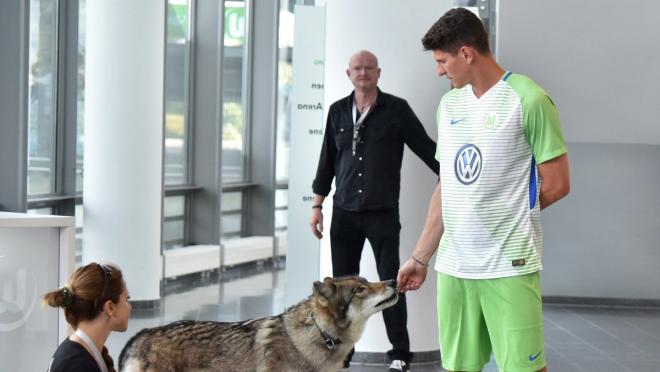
[{"xmin": 309, "ymin": 312, "xmax": 342, "ymax": 350}]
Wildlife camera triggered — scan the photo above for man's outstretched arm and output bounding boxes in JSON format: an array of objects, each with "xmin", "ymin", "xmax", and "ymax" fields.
[{"xmin": 398, "ymin": 182, "xmax": 444, "ymax": 292}]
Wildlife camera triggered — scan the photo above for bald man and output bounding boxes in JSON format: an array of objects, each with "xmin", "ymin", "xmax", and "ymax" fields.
[{"xmin": 310, "ymin": 51, "xmax": 439, "ymax": 372}]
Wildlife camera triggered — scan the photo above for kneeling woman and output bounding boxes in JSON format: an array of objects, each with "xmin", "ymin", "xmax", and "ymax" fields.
[{"xmin": 44, "ymin": 263, "xmax": 132, "ymax": 372}]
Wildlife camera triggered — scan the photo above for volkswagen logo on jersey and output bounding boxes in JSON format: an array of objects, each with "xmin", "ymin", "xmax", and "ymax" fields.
[{"xmin": 454, "ymin": 144, "xmax": 482, "ymax": 185}]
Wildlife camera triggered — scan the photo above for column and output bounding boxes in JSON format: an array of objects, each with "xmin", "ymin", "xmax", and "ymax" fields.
[
  {"xmin": 83, "ymin": 0, "xmax": 166, "ymax": 304},
  {"xmin": 321, "ymin": 0, "xmax": 452, "ymax": 361},
  {"xmin": 285, "ymin": 5, "xmax": 326, "ymax": 307}
]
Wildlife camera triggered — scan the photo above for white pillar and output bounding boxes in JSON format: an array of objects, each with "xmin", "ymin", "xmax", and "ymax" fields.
[
  {"xmin": 83, "ymin": 0, "xmax": 165, "ymax": 302},
  {"xmin": 322, "ymin": 0, "xmax": 452, "ymax": 356},
  {"xmin": 285, "ymin": 5, "xmax": 326, "ymax": 307}
]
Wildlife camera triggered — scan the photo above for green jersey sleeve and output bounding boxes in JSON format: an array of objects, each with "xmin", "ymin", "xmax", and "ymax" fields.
[{"xmin": 508, "ymin": 74, "xmax": 568, "ymax": 164}]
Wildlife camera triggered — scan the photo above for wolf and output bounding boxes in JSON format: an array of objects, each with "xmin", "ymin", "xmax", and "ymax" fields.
[{"xmin": 118, "ymin": 276, "xmax": 399, "ymax": 372}]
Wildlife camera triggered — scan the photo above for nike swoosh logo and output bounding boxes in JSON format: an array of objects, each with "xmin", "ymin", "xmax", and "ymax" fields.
[
  {"xmin": 450, "ymin": 119, "xmax": 465, "ymax": 125},
  {"xmin": 528, "ymin": 351, "xmax": 542, "ymax": 362}
]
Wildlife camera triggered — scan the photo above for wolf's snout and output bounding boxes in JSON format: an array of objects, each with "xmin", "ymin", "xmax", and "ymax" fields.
[{"xmin": 388, "ymin": 279, "xmax": 396, "ymax": 289}]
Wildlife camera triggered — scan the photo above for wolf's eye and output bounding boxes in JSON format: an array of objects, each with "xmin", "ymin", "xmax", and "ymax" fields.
[{"xmin": 354, "ymin": 286, "xmax": 365, "ymax": 294}]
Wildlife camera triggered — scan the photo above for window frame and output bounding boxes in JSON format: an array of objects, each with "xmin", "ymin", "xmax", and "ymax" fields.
[
  {"xmin": 164, "ymin": 0, "xmax": 195, "ymax": 187},
  {"xmin": 220, "ymin": 0, "xmax": 253, "ymax": 184},
  {"xmin": 27, "ymin": 0, "xmax": 61, "ymax": 198},
  {"xmin": 26, "ymin": 0, "xmax": 78, "ymax": 218}
]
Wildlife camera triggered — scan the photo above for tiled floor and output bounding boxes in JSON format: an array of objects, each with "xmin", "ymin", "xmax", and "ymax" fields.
[{"xmin": 107, "ymin": 265, "xmax": 660, "ymax": 371}]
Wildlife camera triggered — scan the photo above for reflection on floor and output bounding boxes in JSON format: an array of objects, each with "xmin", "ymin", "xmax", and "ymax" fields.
[{"xmin": 107, "ymin": 263, "xmax": 660, "ymax": 372}]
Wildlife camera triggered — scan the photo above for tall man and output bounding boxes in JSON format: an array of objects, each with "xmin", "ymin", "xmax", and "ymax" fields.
[
  {"xmin": 397, "ymin": 8, "xmax": 570, "ymax": 372},
  {"xmin": 310, "ymin": 50, "xmax": 439, "ymax": 372}
]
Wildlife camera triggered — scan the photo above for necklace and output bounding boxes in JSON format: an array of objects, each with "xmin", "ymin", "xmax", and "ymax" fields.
[
  {"xmin": 356, "ymin": 94, "xmax": 377, "ymax": 112},
  {"xmin": 74, "ymin": 329, "xmax": 109, "ymax": 372}
]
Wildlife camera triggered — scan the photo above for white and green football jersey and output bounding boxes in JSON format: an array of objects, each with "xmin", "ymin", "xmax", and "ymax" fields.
[{"xmin": 434, "ymin": 72, "xmax": 567, "ymax": 279}]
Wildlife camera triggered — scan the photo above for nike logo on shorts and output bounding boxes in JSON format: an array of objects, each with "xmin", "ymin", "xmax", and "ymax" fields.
[{"xmin": 528, "ymin": 351, "xmax": 542, "ymax": 362}]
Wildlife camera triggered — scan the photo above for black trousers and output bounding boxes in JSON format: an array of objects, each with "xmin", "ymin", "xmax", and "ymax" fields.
[{"xmin": 330, "ymin": 207, "xmax": 412, "ymax": 363}]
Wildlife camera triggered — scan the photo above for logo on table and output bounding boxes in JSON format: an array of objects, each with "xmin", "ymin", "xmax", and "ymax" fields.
[
  {"xmin": 0, "ymin": 268, "xmax": 38, "ymax": 332},
  {"xmin": 454, "ymin": 144, "xmax": 482, "ymax": 185}
]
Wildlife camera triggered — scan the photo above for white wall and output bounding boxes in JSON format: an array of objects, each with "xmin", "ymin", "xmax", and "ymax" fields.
[
  {"xmin": 323, "ymin": 0, "xmax": 452, "ymax": 354},
  {"xmin": 497, "ymin": 1, "xmax": 660, "ymax": 146},
  {"xmin": 498, "ymin": 1, "xmax": 660, "ymax": 300}
]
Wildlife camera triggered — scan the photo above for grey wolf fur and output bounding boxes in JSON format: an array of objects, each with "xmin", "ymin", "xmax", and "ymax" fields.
[{"xmin": 118, "ymin": 276, "xmax": 399, "ymax": 372}]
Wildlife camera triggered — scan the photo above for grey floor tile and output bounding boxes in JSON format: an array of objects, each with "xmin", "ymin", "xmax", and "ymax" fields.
[
  {"xmin": 105, "ymin": 267, "xmax": 660, "ymax": 372},
  {"xmin": 351, "ymin": 362, "xmax": 442, "ymax": 371},
  {"xmin": 615, "ymin": 359, "xmax": 660, "ymax": 372}
]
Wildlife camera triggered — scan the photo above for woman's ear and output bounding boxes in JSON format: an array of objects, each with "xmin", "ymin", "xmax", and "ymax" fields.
[{"xmin": 103, "ymin": 300, "xmax": 116, "ymax": 316}]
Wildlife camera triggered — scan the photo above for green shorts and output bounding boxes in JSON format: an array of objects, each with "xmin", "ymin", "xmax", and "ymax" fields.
[{"xmin": 436, "ymin": 271, "xmax": 546, "ymax": 372}]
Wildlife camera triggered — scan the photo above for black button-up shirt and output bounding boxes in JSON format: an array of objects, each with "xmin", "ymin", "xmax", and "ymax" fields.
[{"xmin": 312, "ymin": 89, "xmax": 439, "ymax": 212}]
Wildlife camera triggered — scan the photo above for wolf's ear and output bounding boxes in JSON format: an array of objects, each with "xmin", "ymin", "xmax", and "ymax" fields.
[{"xmin": 313, "ymin": 280, "xmax": 335, "ymax": 305}]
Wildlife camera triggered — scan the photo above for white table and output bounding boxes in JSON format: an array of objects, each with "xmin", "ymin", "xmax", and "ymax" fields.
[{"xmin": 0, "ymin": 212, "xmax": 75, "ymax": 372}]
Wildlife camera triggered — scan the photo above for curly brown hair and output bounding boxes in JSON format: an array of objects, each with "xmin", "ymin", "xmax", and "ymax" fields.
[{"xmin": 422, "ymin": 7, "xmax": 490, "ymax": 55}]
